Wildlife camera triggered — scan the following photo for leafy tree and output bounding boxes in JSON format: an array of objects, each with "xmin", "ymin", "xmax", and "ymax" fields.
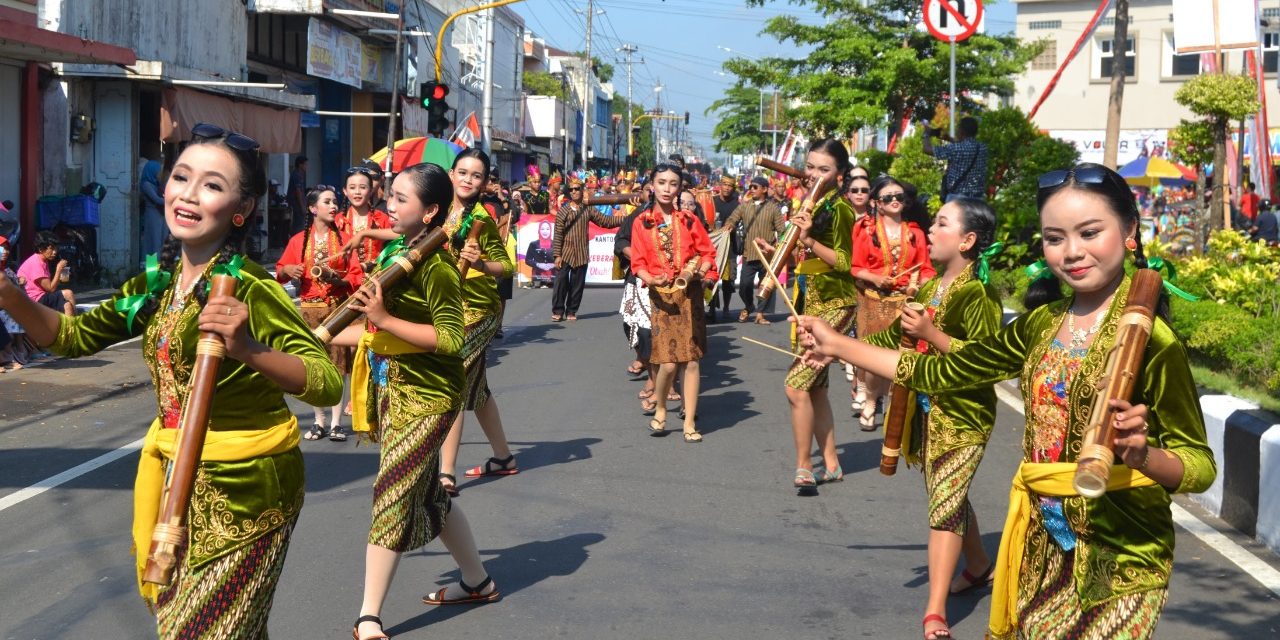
[
  {"xmin": 1175, "ymin": 73, "xmax": 1259, "ymax": 232},
  {"xmin": 706, "ymin": 84, "xmax": 773, "ymax": 155},
  {"xmin": 524, "ymin": 70, "xmax": 567, "ymax": 100},
  {"xmin": 614, "ymin": 92, "xmax": 654, "ymax": 170},
  {"xmin": 978, "ymin": 107, "xmax": 1078, "ymax": 245},
  {"xmin": 729, "ymin": 0, "xmax": 1041, "ymax": 136},
  {"xmin": 1168, "ymin": 118, "xmax": 1215, "ymax": 245},
  {"xmin": 572, "ymin": 52, "xmax": 614, "ymax": 83},
  {"xmin": 854, "ymin": 148, "xmax": 893, "ymax": 179},
  {"xmin": 888, "ymin": 132, "xmax": 943, "ymax": 211}
]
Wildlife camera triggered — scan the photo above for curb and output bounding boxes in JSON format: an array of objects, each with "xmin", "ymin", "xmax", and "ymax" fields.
[{"xmin": 1195, "ymin": 396, "xmax": 1280, "ymax": 557}]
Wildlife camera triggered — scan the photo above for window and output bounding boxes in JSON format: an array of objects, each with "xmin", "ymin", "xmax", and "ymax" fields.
[
  {"xmin": 1265, "ymin": 32, "xmax": 1280, "ymax": 73},
  {"xmin": 1164, "ymin": 32, "xmax": 1201, "ymax": 76},
  {"xmin": 1265, "ymin": 8, "xmax": 1280, "ymax": 19},
  {"xmin": 1032, "ymin": 40, "xmax": 1058, "ymax": 70},
  {"xmin": 1098, "ymin": 36, "xmax": 1135, "ymax": 77},
  {"xmin": 1101, "ymin": 17, "xmax": 1115, "ymax": 27},
  {"xmin": 1029, "ymin": 20, "xmax": 1062, "ymax": 30}
]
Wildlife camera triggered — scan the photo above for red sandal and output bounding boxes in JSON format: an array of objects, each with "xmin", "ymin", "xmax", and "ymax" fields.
[{"xmin": 922, "ymin": 613, "xmax": 952, "ymax": 639}]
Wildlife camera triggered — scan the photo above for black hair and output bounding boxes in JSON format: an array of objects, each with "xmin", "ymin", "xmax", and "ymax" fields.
[
  {"xmin": 301, "ymin": 186, "xmax": 339, "ymax": 264},
  {"xmin": 867, "ymin": 175, "xmax": 927, "ymax": 251},
  {"xmin": 959, "ymin": 116, "xmax": 979, "ymax": 138},
  {"xmin": 947, "ymin": 196, "xmax": 997, "ymax": 261},
  {"xmin": 453, "ymin": 148, "xmax": 492, "ymax": 177},
  {"xmin": 143, "ymin": 133, "xmax": 265, "ymax": 320},
  {"xmin": 295, "ymin": 156, "xmax": 308, "ymax": 168},
  {"xmin": 344, "ymin": 170, "xmax": 373, "ymax": 191},
  {"xmin": 641, "ymin": 164, "xmax": 689, "ymax": 229},
  {"xmin": 34, "ymin": 232, "xmax": 58, "ymax": 252},
  {"xmin": 397, "ymin": 163, "xmax": 454, "ymax": 238},
  {"xmin": 806, "ymin": 138, "xmax": 852, "ymax": 236},
  {"xmin": 1025, "ymin": 162, "xmax": 1167, "ymax": 320}
]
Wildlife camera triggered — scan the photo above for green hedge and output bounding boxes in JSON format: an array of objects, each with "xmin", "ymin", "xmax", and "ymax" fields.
[{"xmin": 1170, "ymin": 298, "xmax": 1280, "ymax": 393}]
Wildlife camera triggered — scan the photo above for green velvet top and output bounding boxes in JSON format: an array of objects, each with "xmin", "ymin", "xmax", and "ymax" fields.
[
  {"xmin": 51, "ymin": 257, "xmax": 343, "ymax": 569},
  {"xmin": 369, "ymin": 246, "xmax": 466, "ymax": 421},
  {"xmin": 52, "ymin": 257, "xmax": 343, "ymax": 424},
  {"xmin": 864, "ymin": 263, "xmax": 1003, "ymax": 458},
  {"xmin": 446, "ymin": 203, "xmax": 514, "ymax": 324},
  {"xmin": 894, "ymin": 275, "xmax": 1216, "ymax": 606},
  {"xmin": 802, "ymin": 194, "xmax": 857, "ymax": 315}
]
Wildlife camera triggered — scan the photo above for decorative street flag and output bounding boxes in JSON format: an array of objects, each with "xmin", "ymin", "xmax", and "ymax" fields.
[
  {"xmin": 1028, "ymin": 0, "xmax": 1115, "ymax": 121},
  {"xmin": 450, "ymin": 112, "xmax": 482, "ymax": 149}
]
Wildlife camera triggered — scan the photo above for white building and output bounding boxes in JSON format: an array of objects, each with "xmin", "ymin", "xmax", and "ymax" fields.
[
  {"xmin": 1014, "ymin": 0, "xmax": 1280, "ymax": 167},
  {"xmin": 547, "ymin": 47, "xmax": 615, "ymax": 170}
]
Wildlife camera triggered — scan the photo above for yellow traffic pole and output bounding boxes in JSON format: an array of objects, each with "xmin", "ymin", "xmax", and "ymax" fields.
[{"xmin": 435, "ymin": 0, "xmax": 527, "ymax": 83}]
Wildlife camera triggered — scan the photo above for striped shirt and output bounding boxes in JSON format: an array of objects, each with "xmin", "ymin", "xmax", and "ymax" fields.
[
  {"xmin": 553, "ymin": 202, "xmax": 627, "ymax": 267},
  {"xmin": 718, "ymin": 199, "xmax": 785, "ymax": 263}
]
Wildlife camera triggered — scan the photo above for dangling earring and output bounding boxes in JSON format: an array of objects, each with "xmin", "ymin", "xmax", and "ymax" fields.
[
  {"xmin": 1124, "ymin": 237, "xmax": 1137, "ymax": 252},
  {"xmin": 232, "ymin": 213, "xmax": 246, "ymax": 227}
]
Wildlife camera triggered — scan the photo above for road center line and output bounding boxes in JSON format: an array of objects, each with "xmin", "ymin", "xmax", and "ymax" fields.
[
  {"xmin": 993, "ymin": 380, "xmax": 1280, "ymax": 597},
  {"xmin": 0, "ymin": 437, "xmax": 144, "ymax": 514}
]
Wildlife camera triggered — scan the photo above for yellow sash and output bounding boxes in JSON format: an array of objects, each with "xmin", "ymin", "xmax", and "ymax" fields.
[
  {"xmin": 793, "ymin": 257, "xmax": 833, "ymax": 276},
  {"xmin": 989, "ymin": 461, "xmax": 1157, "ymax": 638},
  {"xmin": 133, "ymin": 416, "xmax": 299, "ymax": 601},
  {"xmin": 350, "ymin": 330, "xmax": 428, "ymax": 433}
]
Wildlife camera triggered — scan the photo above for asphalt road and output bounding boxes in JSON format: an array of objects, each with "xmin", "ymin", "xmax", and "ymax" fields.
[{"xmin": 1, "ymin": 285, "xmax": 1278, "ymax": 639}]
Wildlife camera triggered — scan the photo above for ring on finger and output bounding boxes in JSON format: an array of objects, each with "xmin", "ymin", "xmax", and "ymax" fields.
[{"xmin": 226, "ymin": 306, "xmax": 233, "ymax": 316}]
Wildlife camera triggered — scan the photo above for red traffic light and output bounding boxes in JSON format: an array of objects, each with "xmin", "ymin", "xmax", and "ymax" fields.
[
  {"xmin": 431, "ymin": 84, "xmax": 449, "ymax": 100},
  {"xmin": 421, "ymin": 81, "xmax": 450, "ymax": 108}
]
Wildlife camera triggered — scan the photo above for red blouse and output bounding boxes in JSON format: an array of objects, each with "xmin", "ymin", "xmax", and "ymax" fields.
[
  {"xmin": 276, "ymin": 227, "xmax": 364, "ymax": 301},
  {"xmin": 335, "ymin": 207, "xmax": 392, "ymax": 267},
  {"xmin": 850, "ymin": 215, "xmax": 935, "ymax": 291},
  {"xmin": 629, "ymin": 209, "xmax": 719, "ymax": 282}
]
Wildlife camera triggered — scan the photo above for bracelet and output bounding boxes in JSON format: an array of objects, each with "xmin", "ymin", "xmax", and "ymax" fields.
[{"xmin": 1137, "ymin": 447, "xmax": 1152, "ymax": 471}]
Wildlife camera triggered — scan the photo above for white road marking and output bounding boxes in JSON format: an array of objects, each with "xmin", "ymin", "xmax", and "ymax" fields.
[
  {"xmin": 993, "ymin": 380, "xmax": 1280, "ymax": 597},
  {"xmin": 0, "ymin": 437, "xmax": 144, "ymax": 514}
]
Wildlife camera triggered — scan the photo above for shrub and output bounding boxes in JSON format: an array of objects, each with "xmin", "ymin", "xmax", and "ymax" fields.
[{"xmin": 1171, "ymin": 297, "xmax": 1280, "ymax": 392}]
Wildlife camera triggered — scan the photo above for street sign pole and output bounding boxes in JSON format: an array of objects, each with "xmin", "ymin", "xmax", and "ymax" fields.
[{"xmin": 949, "ymin": 35, "xmax": 956, "ymax": 138}]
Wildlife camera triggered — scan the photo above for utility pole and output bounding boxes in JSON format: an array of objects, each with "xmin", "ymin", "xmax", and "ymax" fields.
[
  {"xmin": 383, "ymin": 4, "xmax": 405, "ymax": 179},
  {"xmin": 481, "ymin": 7, "xmax": 495, "ymax": 154},
  {"xmin": 580, "ymin": 0, "xmax": 595, "ymax": 171},
  {"xmin": 619, "ymin": 43, "xmax": 638, "ymax": 158}
]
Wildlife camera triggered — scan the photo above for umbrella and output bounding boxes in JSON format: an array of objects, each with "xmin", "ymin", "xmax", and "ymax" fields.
[
  {"xmin": 368, "ymin": 136, "xmax": 464, "ymax": 173},
  {"xmin": 1118, "ymin": 156, "xmax": 1196, "ymax": 187}
]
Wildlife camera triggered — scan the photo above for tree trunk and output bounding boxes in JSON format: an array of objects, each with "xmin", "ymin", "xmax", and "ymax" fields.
[
  {"xmin": 1210, "ymin": 118, "xmax": 1228, "ymax": 238},
  {"xmin": 1102, "ymin": 0, "xmax": 1130, "ymax": 169}
]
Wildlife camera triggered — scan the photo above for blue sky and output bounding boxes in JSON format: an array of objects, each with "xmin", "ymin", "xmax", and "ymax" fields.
[{"xmin": 512, "ymin": 0, "xmax": 1017, "ymax": 159}]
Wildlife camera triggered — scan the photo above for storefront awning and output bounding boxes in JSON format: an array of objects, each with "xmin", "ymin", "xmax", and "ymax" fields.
[
  {"xmin": 0, "ymin": 17, "xmax": 135, "ymax": 66},
  {"xmin": 161, "ymin": 87, "xmax": 302, "ymax": 154}
]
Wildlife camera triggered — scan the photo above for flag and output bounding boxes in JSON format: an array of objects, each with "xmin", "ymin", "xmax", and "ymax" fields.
[
  {"xmin": 1246, "ymin": 49, "xmax": 1272, "ymax": 197},
  {"xmin": 1028, "ymin": 0, "xmax": 1116, "ymax": 121},
  {"xmin": 450, "ymin": 112, "xmax": 481, "ymax": 149}
]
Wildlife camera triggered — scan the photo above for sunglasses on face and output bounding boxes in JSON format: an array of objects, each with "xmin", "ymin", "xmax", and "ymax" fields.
[
  {"xmin": 877, "ymin": 192, "xmax": 906, "ymax": 204},
  {"xmin": 1038, "ymin": 164, "xmax": 1119, "ymax": 191},
  {"xmin": 848, "ymin": 187, "xmax": 870, "ymax": 194},
  {"xmin": 191, "ymin": 122, "xmax": 260, "ymax": 152},
  {"xmin": 569, "ymin": 187, "xmax": 583, "ymax": 192}
]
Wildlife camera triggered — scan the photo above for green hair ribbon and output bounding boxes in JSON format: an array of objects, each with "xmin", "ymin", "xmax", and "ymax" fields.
[
  {"xmin": 114, "ymin": 254, "xmax": 172, "ymax": 332},
  {"xmin": 210, "ymin": 253, "xmax": 245, "ymax": 280},
  {"xmin": 974, "ymin": 242, "xmax": 1004, "ymax": 285},
  {"xmin": 453, "ymin": 206, "xmax": 486, "ymax": 245},
  {"xmin": 1146, "ymin": 257, "xmax": 1200, "ymax": 302},
  {"xmin": 1024, "ymin": 259, "xmax": 1055, "ymax": 283},
  {"xmin": 375, "ymin": 236, "xmax": 407, "ymax": 272}
]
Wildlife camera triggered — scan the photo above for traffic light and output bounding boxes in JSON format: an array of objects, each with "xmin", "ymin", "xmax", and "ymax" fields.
[
  {"xmin": 684, "ymin": 111, "xmax": 689, "ymax": 125},
  {"xmin": 420, "ymin": 80, "xmax": 451, "ymax": 136}
]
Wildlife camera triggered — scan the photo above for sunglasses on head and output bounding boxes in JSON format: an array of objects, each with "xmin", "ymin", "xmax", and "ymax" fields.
[
  {"xmin": 346, "ymin": 166, "xmax": 378, "ymax": 178},
  {"xmin": 316, "ymin": 184, "xmax": 337, "ymax": 193},
  {"xmin": 848, "ymin": 187, "xmax": 870, "ymax": 194},
  {"xmin": 191, "ymin": 122, "xmax": 260, "ymax": 152},
  {"xmin": 1038, "ymin": 164, "xmax": 1119, "ymax": 191},
  {"xmin": 877, "ymin": 192, "xmax": 906, "ymax": 204}
]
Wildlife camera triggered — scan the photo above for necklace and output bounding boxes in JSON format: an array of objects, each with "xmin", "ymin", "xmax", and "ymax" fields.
[{"xmin": 1066, "ymin": 300, "xmax": 1110, "ymax": 349}]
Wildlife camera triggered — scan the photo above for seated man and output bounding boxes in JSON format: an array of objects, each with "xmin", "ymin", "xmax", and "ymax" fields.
[{"xmin": 16, "ymin": 234, "xmax": 76, "ymax": 316}]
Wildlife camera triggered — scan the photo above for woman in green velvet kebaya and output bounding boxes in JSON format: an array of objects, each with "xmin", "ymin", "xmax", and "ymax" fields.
[
  {"xmin": 330, "ymin": 162, "xmax": 499, "ymax": 640},
  {"xmin": 0, "ymin": 124, "xmax": 344, "ymax": 638},
  {"xmin": 860, "ymin": 197, "xmax": 1004, "ymax": 640},
  {"xmin": 796, "ymin": 163, "xmax": 1214, "ymax": 640}
]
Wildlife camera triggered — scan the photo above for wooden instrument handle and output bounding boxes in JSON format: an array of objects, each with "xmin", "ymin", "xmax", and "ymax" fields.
[
  {"xmin": 673, "ymin": 257, "xmax": 700, "ymax": 290},
  {"xmin": 1073, "ymin": 269, "xmax": 1164, "ymax": 497},
  {"xmin": 142, "ymin": 273, "xmax": 238, "ymax": 587},
  {"xmin": 881, "ymin": 301, "xmax": 926, "ymax": 476},
  {"xmin": 454, "ymin": 218, "xmax": 486, "ymax": 276},
  {"xmin": 755, "ymin": 155, "xmax": 806, "ymax": 180},
  {"xmin": 584, "ymin": 193, "xmax": 639, "ymax": 206},
  {"xmin": 314, "ymin": 228, "xmax": 449, "ymax": 344},
  {"xmin": 758, "ymin": 175, "xmax": 832, "ymax": 303}
]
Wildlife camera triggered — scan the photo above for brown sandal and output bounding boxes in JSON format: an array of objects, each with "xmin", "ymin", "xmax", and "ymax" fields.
[
  {"xmin": 352, "ymin": 615, "xmax": 389, "ymax": 640},
  {"xmin": 423, "ymin": 576, "xmax": 501, "ymax": 605}
]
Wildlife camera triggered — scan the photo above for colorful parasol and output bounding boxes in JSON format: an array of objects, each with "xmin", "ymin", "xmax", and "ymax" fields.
[
  {"xmin": 1117, "ymin": 156, "xmax": 1197, "ymax": 187},
  {"xmin": 368, "ymin": 136, "xmax": 464, "ymax": 173}
]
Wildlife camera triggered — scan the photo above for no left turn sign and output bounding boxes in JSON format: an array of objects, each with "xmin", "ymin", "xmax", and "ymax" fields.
[{"xmin": 923, "ymin": 0, "xmax": 983, "ymax": 42}]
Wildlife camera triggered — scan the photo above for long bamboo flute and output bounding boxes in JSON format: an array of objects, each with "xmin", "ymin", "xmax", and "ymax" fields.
[
  {"xmin": 880, "ymin": 301, "xmax": 926, "ymax": 477},
  {"xmin": 142, "ymin": 274, "xmax": 238, "ymax": 586}
]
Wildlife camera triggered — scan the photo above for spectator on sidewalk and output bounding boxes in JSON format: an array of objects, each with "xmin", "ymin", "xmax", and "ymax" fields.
[
  {"xmin": 139, "ymin": 158, "xmax": 167, "ymax": 259},
  {"xmin": 1249, "ymin": 200, "xmax": 1279, "ymax": 245},
  {"xmin": 923, "ymin": 116, "xmax": 989, "ymax": 202},
  {"xmin": 0, "ymin": 238, "xmax": 33, "ymax": 369},
  {"xmin": 17, "ymin": 234, "xmax": 76, "ymax": 316},
  {"xmin": 1239, "ymin": 181, "xmax": 1261, "ymax": 223},
  {"xmin": 289, "ymin": 156, "xmax": 309, "ymax": 233}
]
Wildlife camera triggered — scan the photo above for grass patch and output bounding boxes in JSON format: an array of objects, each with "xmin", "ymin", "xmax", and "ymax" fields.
[{"xmin": 1190, "ymin": 364, "xmax": 1280, "ymax": 415}]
